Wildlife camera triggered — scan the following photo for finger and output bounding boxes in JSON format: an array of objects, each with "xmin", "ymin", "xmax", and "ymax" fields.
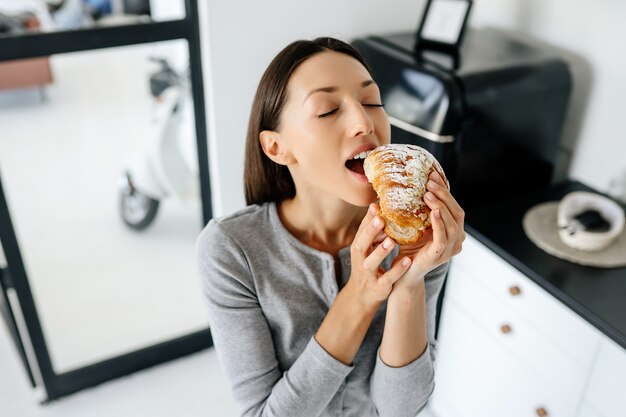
[
  {"xmin": 353, "ymin": 214, "xmax": 385, "ymax": 255},
  {"xmin": 362, "ymin": 237, "xmax": 396, "ymax": 272},
  {"xmin": 423, "ymin": 192, "xmax": 448, "ymax": 255},
  {"xmin": 353, "ymin": 204, "xmax": 379, "ymax": 245},
  {"xmin": 424, "ymin": 190, "xmax": 444, "ymax": 211},
  {"xmin": 430, "ymin": 170, "xmax": 452, "ymax": 192},
  {"xmin": 426, "ymin": 176, "xmax": 456, "ymax": 208},
  {"xmin": 429, "ymin": 208, "xmax": 449, "ymax": 258},
  {"xmin": 380, "ymin": 256, "xmax": 412, "ymax": 287},
  {"xmin": 360, "ymin": 203, "xmax": 378, "ymax": 229},
  {"xmin": 372, "ymin": 231, "xmax": 388, "ymax": 245},
  {"xmin": 429, "ymin": 170, "xmax": 447, "ymax": 188},
  {"xmin": 426, "ymin": 180, "xmax": 465, "ymax": 224},
  {"xmin": 427, "ymin": 181, "xmax": 464, "ymax": 223},
  {"xmin": 437, "ymin": 203, "xmax": 459, "ymax": 254},
  {"xmin": 428, "ymin": 191, "xmax": 464, "ymax": 253}
]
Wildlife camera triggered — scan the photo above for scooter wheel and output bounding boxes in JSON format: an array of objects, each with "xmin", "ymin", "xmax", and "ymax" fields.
[{"xmin": 119, "ymin": 180, "xmax": 160, "ymax": 231}]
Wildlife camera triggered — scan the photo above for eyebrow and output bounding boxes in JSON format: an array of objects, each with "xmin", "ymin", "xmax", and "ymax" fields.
[{"xmin": 303, "ymin": 79, "xmax": 377, "ymax": 103}]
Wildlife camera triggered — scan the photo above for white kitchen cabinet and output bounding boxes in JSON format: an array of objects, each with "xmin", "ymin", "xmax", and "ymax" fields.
[
  {"xmin": 430, "ymin": 299, "xmax": 567, "ymax": 417},
  {"xmin": 581, "ymin": 337, "xmax": 626, "ymax": 417},
  {"xmin": 446, "ymin": 262, "xmax": 589, "ymax": 397},
  {"xmin": 577, "ymin": 403, "xmax": 605, "ymax": 417},
  {"xmin": 454, "ymin": 235, "xmax": 601, "ymax": 368},
  {"xmin": 429, "ymin": 234, "xmax": 609, "ymax": 417}
]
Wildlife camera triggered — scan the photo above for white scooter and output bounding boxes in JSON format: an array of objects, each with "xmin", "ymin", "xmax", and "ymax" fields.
[{"xmin": 118, "ymin": 57, "xmax": 199, "ymax": 230}]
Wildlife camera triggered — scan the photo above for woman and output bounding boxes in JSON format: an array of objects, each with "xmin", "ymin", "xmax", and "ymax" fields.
[{"xmin": 196, "ymin": 37, "xmax": 465, "ymax": 417}]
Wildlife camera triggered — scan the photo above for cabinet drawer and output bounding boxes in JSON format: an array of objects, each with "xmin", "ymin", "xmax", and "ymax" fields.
[
  {"xmin": 431, "ymin": 301, "xmax": 574, "ymax": 417},
  {"xmin": 444, "ymin": 265, "xmax": 588, "ymax": 406},
  {"xmin": 584, "ymin": 337, "xmax": 626, "ymax": 417},
  {"xmin": 452, "ymin": 234, "xmax": 601, "ymax": 368}
]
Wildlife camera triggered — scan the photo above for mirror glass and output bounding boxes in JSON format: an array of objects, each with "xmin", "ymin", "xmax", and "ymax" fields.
[
  {"xmin": 0, "ymin": 38, "xmax": 209, "ymax": 374},
  {"xmin": 0, "ymin": 0, "xmax": 186, "ymax": 37}
]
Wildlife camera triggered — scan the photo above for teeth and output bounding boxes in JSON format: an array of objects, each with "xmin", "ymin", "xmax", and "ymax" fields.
[{"xmin": 352, "ymin": 150, "xmax": 372, "ymax": 160}]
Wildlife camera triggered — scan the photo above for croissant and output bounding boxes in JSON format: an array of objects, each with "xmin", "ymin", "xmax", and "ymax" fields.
[{"xmin": 364, "ymin": 144, "xmax": 449, "ymax": 245}]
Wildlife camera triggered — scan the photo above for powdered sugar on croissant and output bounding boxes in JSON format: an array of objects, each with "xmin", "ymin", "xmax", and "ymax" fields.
[{"xmin": 364, "ymin": 144, "xmax": 449, "ymax": 245}]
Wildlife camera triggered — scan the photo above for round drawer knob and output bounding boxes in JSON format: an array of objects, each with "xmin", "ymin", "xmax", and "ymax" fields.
[
  {"xmin": 500, "ymin": 324, "xmax": 512, "ymax": 334},
  {"xmin": 535, "ymin": 406, "xmax": 548, "ymax": 416},
  {"xmin": 509, "ymin": 285, "xmax": 521, "ymax": 296}
]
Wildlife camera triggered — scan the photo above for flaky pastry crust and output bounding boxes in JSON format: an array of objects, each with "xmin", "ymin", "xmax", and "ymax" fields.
[{"xmin": 364, "ymin": 144, "xmax": 449, "ymax": 245}]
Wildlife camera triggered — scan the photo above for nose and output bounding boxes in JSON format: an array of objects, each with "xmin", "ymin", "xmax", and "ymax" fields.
[{"xmin": 348, "ymin": 102, "xmax": 375, "ymax": 138}]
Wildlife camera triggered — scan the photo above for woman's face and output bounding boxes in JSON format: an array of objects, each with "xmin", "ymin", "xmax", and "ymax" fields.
[{"xmin": 276, "ymin": 51, "xmax": 391, "ymax": 206}]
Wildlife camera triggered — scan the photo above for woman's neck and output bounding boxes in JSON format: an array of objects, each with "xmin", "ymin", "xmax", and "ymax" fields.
[{"xmin": 278, "ymin": 192, "xmax": 367, "ymax": 256}]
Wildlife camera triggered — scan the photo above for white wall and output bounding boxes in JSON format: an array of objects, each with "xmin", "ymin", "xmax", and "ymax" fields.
[
  {"xmin": 200, "ymin": 0, "xmax": 427, "ymax": 216},
  {"xmin": 470, "ymin": 0, "xmax": 626, "ymax": 200},
  {"xmin": 201, "ymin": 0, "xmax": 626, "ymax": 217}
]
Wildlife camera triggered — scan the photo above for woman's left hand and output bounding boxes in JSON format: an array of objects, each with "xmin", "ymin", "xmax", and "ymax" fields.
[{"xmin": 392, "ymin": 170, "xmax": 466, "ymax": 292}]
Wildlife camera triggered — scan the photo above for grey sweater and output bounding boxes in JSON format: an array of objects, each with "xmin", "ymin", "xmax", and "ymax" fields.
[{"xmin": 195, "ymin": 202, "xmax": 449, "ymax": 417}]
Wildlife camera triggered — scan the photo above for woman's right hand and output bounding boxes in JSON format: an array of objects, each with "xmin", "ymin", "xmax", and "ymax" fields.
[{"xmin": 347, "ymin": 203, "xmax": 413, "ymax": 308}]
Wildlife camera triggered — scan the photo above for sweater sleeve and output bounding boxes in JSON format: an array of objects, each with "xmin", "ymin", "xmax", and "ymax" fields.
[
  {"xmin": 196, "ymin": 220, "xmax": 354, "ymax": 417},
  {"xmin": 369, "ymin": 261, "xmax": 450, "ymax": 417}
]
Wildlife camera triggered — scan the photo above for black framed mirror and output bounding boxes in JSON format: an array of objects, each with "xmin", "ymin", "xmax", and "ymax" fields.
[{"xmin": 0, "ymin": 0, "xmax": 213, "ymax": 402}]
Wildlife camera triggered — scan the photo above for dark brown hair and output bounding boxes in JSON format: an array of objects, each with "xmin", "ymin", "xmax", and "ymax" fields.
[{"xmin": 243, "ymin": 37, "xmax": 373, "ymax": 206}]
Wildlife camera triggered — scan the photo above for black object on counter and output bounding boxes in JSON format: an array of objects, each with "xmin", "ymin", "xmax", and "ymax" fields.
[
  {"xmin": 352, "ymin": 28, "xmax": 572, "ymax": 212},
  {"xmin": 574, "ymin": 210, "xmax": 612, "ymax": 233},
  {"xmin": 465, "ymin": 180, "xmax": 626, "ymax": 350}
]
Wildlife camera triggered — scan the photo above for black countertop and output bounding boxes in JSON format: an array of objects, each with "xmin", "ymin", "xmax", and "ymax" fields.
[{"xmin": 465, "ymin": 180, "xmax": 626, "ymax": 350}]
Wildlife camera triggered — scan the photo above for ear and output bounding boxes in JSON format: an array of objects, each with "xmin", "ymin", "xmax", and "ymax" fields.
[{"xmin": 259, "ymin": 130, "xmax": 297, "ymax": 165}]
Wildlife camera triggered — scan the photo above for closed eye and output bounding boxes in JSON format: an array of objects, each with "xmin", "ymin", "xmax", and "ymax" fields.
[
  {"xmin": 317, "ymin": 103, "xmax": 385, "ymax": 119},
  {"xmin": 317, "ymin": 108, "xmax": 338, "ymax": 118}
]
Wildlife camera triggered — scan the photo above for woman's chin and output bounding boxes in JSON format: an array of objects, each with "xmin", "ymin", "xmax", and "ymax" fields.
[{"xmin": 342, "ymin": 188, "xmax": 378, "ymax": 207}]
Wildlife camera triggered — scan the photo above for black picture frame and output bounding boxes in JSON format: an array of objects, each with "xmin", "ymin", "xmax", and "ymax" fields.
[{"xmin": 415, "ymin": 0, "xmax": 473, "ymax": 52}]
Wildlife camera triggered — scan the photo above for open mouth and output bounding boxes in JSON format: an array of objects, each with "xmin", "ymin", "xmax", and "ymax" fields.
[
  {"xmin": 345, "ymin": 149, "xmax": 373, "ymax": 176},
  {"xmin": 345, "ymin": 159, "xmax": 365, "ymax": 175}
]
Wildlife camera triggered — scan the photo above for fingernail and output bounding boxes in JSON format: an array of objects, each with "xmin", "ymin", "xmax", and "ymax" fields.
[
  {"xmin": 427, "ymin": 180, "xmax": 438, "ymax": 189},
  {"xmin": 402, "ymin": 257, "xmax": 411, "ymax": 267},
  {"xmin": 373, "ymin": 217, "xmax": 382, "ymax": 228},
  {"xmin": 425, "ymin": 192, "xmax": 435, "ymax": 201},
  {"xmin": 382, "ymin": 237, "xmax": 393, "ymax": 249}
]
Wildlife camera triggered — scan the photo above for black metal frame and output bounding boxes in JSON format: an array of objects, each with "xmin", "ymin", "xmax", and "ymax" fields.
[
  {"xmin": 415, "ymin": 0, "xmax": 473, "ymax": 52},
  {"xmin": 0, "ymin": 259, "xmax": 36, "ymax": 389},
  {"xmin": 0, "ymin": 0, "xmax": 213, "ymax": 402}
]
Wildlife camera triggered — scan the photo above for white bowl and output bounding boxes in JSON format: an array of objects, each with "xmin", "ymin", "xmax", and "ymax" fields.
[{"xmin": 557, "ymin": 191, "xmax": 625, "ymax": 252}]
